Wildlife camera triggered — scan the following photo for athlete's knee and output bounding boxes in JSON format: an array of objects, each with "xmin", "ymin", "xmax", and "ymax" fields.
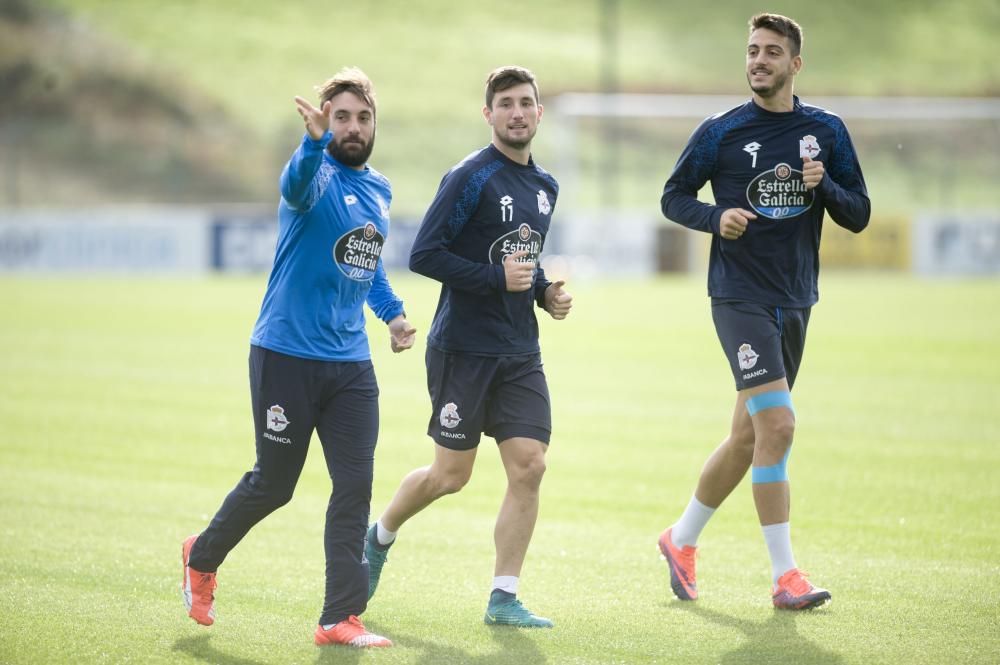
[
  {"xmin": 507, "ymin": 453, "xmax": 547, "ymax": 491},
  {"xmin": 772, "ymin": 415, "xmax": 796, "ymax": 445},
  {"xmin": 428, "ymin": 464, "xmax": 472, "ymax": 496},
  {"xmin": 251, "ymin": 477, "xmax": 296, "ymax": 509},
  {"xmin": 759, "ymin": 409, "xmax": 795, "ymax": 444},
  {"xmin": 746, "ymin": 391, "xmax": 796, "ymax": 444}
]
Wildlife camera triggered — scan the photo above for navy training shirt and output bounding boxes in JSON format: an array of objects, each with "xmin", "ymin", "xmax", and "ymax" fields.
[
  {"xmin": 410, "ymin": 143, "xmax": 559, "ymax": 356},
  {"xmin": 661, "ymin": 96, "xmax": 870, "ymax": 308}
]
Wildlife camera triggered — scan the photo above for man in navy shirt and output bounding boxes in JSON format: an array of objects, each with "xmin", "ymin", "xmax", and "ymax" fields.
[
  {"xmin": 659, "ymin": 14, "xmax": 870, "ymax": 610},
  {"xmin": 365, "ymin": 66, "xmax": 572, "ymax": 628},
  {"xmin": 180, "ymin": 67, "xmax": 416, "ymax": 648}
]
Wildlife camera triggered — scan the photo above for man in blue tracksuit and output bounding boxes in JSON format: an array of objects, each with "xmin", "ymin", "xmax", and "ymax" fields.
[
  {"xmin": 657, "ymin": 14, "xmax": 870, "ymax": 610},
  {"xmin": 180, "ymin": 67, "xmax": 415, "ymax": 648},
  {"xmin": 364, "ymin": 66, "xmax": 573, "ymax": 628}
]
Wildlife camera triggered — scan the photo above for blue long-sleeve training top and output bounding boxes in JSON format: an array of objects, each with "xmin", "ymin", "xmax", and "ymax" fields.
[
  {"xmin": 409, "ymin": 144, "xmax": 559, "ymax": 356},
  {"xmin": 661, "ymin": 96, "xmax": 870, "ymax": 308},
  {"xmin": 250, "ymin": 132, "xmax": 404, "ymax": 361}
]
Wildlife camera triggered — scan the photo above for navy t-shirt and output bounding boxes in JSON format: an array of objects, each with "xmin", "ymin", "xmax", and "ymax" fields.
[
  {"xmin": 661, "ymin": 96, "xmax": 870, "ymax": 307},
  {"xmin": 410, "ymin": 144, "xmax": 559, "ymax": 355}
]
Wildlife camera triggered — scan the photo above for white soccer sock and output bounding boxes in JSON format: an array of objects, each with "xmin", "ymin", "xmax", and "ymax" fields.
[
  {"xmin": 376, "ymin": 520, "xmax": 397, "ymax": 547},
  {"xmin": 492, "ymin": 576, "xmax": 519, "ymax": 595},
  {"xmin": 762, "ymin": 522, "xmax": 797, "ymax": 584},
  {"xmin": 670, "ymin": 495, "xmax": 716, "ymax": 548}
]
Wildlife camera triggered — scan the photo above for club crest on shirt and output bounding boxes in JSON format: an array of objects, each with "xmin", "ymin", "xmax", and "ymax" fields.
[
  {"xmin": 376, "ymin": 194, "xmax": 389, "ymax": 220},
  {"xmin": 333, "ymin": 223, "xmax": 384, "ymax": 282},
  {"xmin": 439, "ymin": 402, "xmax": 462, "ymax": 429},
  {"xmin": 536, "ymin": 190, "xmax": 551, "ymax": 215},
  {"xmin": 737, "ymin": 343, "xmax": 759, "ymax": 370},
  {"xmin": 745, "ymin": 162, "xmax": 814, "ymax": 220},
  {"xmin": 799, "ymin": 135, "xmax": 821, "ymax": 159}
]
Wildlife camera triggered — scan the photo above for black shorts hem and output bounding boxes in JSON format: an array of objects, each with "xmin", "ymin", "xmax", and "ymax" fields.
[
  {"xmin": 488, "ymin": 423, "xmax": 551, "ymax": 445},
  {"xmin": 735, "ymin": 370, "xmax": 787, "ymax": 391},
  {"xmin": 429, "ymin": 429, "xmax": 481, "ymax": 451}
]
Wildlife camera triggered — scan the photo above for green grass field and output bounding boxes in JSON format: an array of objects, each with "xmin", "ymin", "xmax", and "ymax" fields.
[{"xmin": 1, "ymin": 273, "xmax": 998, "ymax": 664}]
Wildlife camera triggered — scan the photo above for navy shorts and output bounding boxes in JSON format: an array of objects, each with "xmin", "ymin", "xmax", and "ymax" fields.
[
  {"xmin": 425, "ymin": 347, "xmax": 551, "ymax": 450},
  {"xmin": 711, "ymin": 300, "xmax": 811, "ymax": 391}
]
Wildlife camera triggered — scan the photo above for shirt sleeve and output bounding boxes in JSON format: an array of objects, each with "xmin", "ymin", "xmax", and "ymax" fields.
[
  {"xmin": 280, "ymin": 132, "xmax": 332, "ymax": 211},
  {"xmin": 409, "ymin": 167, "xmax": 506, "ymax": 294},
  {"xmin": 365, "ymin": 258, "xmax": 405, "ymax": 323},
  {"xmin": 532, "ymin": 264, "xmax": 552, "ymax": 309},
  {"xmin": 818, "ymin": 119, "xmax": 871, "ymax": 233},
  {"xmin": 660, "ymin": 119, "xmax": 725, "ymax": 235}
]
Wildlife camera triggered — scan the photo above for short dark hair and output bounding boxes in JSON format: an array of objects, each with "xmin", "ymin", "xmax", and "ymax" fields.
[
  {"xmin": 315, "ymin": 66, "xmax": 377, "ymax": 117},
  {"xmin": 749, "ymin": 13, "xmax": 803, "ymax": 57},
  {"xmin": 484, "ymin": 65, "xmax": 539, "ymax": 109}
]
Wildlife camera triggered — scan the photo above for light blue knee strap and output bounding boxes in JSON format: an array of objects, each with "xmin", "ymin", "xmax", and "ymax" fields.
[
  {"xmin": 752, "ymin": 447, "xmax": 791, "ymax": 483},
  {"xmin": 745, "ymin": 390, "xmax": 794, "ymax": 416},
  {"xmin": 747, "ymin": 391, "xmax": 794, "ymax": 483}
]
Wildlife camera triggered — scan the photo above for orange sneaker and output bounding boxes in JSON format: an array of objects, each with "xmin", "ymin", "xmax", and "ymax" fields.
[
  {"xmin": 181, "ymin": 535, "xmax": 217, "ymax": 626},
  {"xmin": 314, "ymin": 616, "xmax": 393, "ymax": 648},
  {"xmin": 772, "ymin": 569, "xmax": 831, "ymax": 610},
  {"xmin": 658, "ymin": 527, "xmax": 698, "ymax": 600}
]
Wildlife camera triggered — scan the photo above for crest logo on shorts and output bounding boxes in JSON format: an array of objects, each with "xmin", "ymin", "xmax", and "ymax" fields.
[
  {"xmin": 363, "ymin": 222, "xmax": 376, "ymax": 240},
  {"xmin": 266, "ymin": 405, "xmax": 290, "ymax": 432},
  {"xmin": 737, "ymin": 343, "xmax": 759, "ymax": 371},
  {"xmin": 439, "ymin": 402, "xmax": 462, "ymax": 429},
  {"xmin": 536, "ymin": 190, "xmax": 551, "ymax": 215}
]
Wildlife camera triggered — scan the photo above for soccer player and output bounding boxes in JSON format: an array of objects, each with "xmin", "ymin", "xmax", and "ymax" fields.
[
  {"xmin": 364, "ymin": 65, "xmax": 572, "ymax": 628},
  {"xmin": 658, "ymin": 14, "xmax": 870, "ymax": 610},
  {"xmin": 180, "ymin": 67, "xmax": 417, "ymax": 648}
]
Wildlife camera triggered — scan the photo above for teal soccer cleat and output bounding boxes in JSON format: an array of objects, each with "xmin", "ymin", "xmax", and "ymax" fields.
[
  {"xmin": 484, "ymin": 591, "xmax": 554, "ymax": 628},
  {"xmin": 364, "ymin": 523, "xmax": 391, "ymax": 600}
]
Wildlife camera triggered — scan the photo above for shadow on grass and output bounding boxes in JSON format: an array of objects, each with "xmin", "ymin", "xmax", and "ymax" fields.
[
  {"xmin": 373, "ymin": 624, "xmax": 548, "ymax": 665},
  {"xmin": 173, "ymin": 634, "xmax": 274, "ymax": 665},
  {"xmin": 672, "ymin": 602, "xmax": 844, "ymax": 665}
]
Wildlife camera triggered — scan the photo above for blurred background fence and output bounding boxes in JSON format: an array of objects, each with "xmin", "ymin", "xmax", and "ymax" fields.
[{"xmin": 2, "ymin": 0, "xmax": 998, "ymax": 277}]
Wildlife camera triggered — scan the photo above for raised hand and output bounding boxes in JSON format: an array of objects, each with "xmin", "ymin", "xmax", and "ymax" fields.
[
  {"xmin": 503, "ymin": 249, "xmax": 535, "ymax": 292},
  {"xmin": 294, "ymin": 96, "xmax": 332, "ymax": 141}
]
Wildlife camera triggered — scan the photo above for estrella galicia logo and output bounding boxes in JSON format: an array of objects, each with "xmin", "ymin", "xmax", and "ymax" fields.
[
  {"xmin": 489, "ymin": 223, "xmax": 542, "ymax": 265},
  {"xmin": 746, "ymin": 162, "xmax": 814, "ymax": 219},
  {"xmin": 333, "ymin": 222, "xmax": 384, "ymax": 281}
]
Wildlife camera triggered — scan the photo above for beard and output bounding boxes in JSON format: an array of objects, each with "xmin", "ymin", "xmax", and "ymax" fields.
[
  {"xmin": 747, "ymin": 68, "xmax": 791, "ymax": 98},
  {"xmin": 327, "ymin": 134, "xmax": 375, "ymax": 167},
  {"xmin": 495, "ymin": 125, "xmax": 536, "ymax": 151}
]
